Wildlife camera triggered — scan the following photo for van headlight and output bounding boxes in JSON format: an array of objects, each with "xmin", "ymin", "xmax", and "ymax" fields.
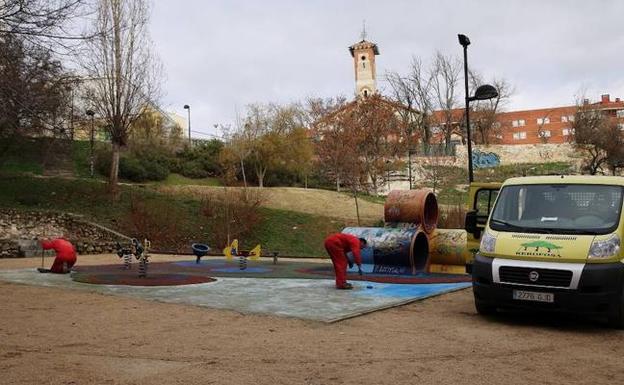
[
  {"xmin": 480, "ymin": 231, "xmax": 497, "ymax": 254},
  {"xmin": 588, "ymin": 235, "xmax": 620, "ymax": 259}
]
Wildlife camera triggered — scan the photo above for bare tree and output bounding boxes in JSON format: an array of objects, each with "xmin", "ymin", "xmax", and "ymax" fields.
[
  {"xmin": 0, "ymin": 0, "xmax": 86, "ymax": 41},
  {"xmin": 469, "ymin": 74, "xmax": 513, "ymax": 145},
  {"xmin": 81, "ymin": 0, "xmax": 161, "ymax": 189},
  {"xmin": 0, "ymin": 35, "xmax": 78, "ymax": 166},
  {"xmin": 431, "ymin": 52, "xmax": 462, "ymax": 153},
  {"xmin": 386, "ymin": 57, "xmax": 435, "ymax": 154},
  {"xmin": 573, "ymin": 100, "xmax": 624, "ymax": 175}
]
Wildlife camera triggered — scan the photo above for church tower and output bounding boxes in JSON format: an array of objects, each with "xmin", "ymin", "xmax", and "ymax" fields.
[{"xmin": 349, "ymin": 29, "xmax": 379, "ymax": 98}]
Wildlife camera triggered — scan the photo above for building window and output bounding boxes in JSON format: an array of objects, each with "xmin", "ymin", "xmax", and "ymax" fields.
[
  {"xmin": 617, "ymin": 110, "xmax": 624, "ymax": 118},
  {"xmin": 562, "ymin": 128, "xmax": 575, "ymax": 136},
  {"xmin": 618, "ymin": 123, "xmax": 624, "ymax": 130},
  {"xmin": 539, "ymin": 130, "xmax": 551, "ymax": 138},
  {"xmin": 511, "ymin": 119, "xmax": 526, "ymax": 127},
  {"xmin": 568, "ymin": 115, "xmax": 575, "ymax": 122},
  {"xmin": 512, "ymin": 131, "xmax": 527, "ymax": 140},
  {"xmin": 492, "ymin": 122, "xmax": 501, "ymax": 129},
  {"xmin": 537, "ymin": 117, "xmax": 550, "ymax": 125},
  {"xmin": 561, "ymin": 115, "xmax": 568, "ymax": 123}
]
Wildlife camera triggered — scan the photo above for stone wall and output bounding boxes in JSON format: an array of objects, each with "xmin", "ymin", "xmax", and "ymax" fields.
[
  {"xmin": 0, "ymin": 209, "xmax": 130, "ymax": 258},
  {"xmin": 452, "ymin": 143, "xmax": 582, "ymax": 169}
]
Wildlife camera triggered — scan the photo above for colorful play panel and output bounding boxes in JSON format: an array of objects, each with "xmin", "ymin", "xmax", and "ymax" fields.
[{"xmin": 0, "ymin": 257, "xmax": 471, "ymax": 322}]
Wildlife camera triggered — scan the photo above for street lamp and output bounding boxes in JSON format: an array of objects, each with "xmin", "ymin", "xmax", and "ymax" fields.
[
  {"xmin": 86, "ymin": 109, "xmax": 95, "ymax": 178},
  {"xmin": 183, "ymin": 104, "xmax": 191, "ymax": 146},
  {"xmin": 458, "ymin": 34, "xmax": 499, "ymax": 183}
]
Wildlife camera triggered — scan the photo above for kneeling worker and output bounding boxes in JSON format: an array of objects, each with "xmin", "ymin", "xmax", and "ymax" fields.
[
  {"xmin": 38, "ymin": 238, "xmax": 77, "ymax": 274},
  {"xmin": 324, "ymin": 233, "xmax": 366, "ymax": 290}
]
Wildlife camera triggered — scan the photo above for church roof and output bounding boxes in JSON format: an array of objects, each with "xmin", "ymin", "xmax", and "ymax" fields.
[{"xmin": 348, "ymin": 40, "xmax": 379, "ymax": 57}]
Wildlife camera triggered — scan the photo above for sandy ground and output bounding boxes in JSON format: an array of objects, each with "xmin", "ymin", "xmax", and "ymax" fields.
[{"xmin": 2, "ymin": 255, "xmax": 624, "ymax": 385}]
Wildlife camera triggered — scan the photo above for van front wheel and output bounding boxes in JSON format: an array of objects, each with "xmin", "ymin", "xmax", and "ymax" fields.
[
  {"xmin": 475, "ymin": 299, "xmax": 497, "ymax": 316},
  {"xmin": 607, "ymin": 294, "xmax": 624, "ymax": 329}
]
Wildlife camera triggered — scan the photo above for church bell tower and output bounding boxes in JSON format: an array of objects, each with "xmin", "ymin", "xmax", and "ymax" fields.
[{"xmin": 349, "ymin": 27, "xmax": 379, "ymax": 98}]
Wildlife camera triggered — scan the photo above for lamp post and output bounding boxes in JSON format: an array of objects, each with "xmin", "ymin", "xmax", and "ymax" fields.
[
  {"xmin": 86, "ymin": 110, "xmax": 95, "ymax": 178},
  {"xmin": 458, "ymin": 34, "xmax": 499, "ymax": 183},
  {"xmin": 183, "ymin": 104, "xmax": 191, "ymax": 146}
]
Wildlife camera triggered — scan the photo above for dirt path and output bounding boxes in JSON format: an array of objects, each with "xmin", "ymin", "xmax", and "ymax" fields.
[{"xmin": 1, "ymin": 256, "xmax": 623, "ymax": 385}]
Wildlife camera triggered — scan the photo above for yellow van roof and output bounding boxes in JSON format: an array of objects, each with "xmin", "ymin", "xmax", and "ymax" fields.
[{"xmin": 504, "ymin": 175, "xmax": 624, "ymax": 186}]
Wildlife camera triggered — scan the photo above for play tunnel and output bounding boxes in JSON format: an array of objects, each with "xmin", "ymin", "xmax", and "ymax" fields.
[
  {"xmin": 343, "ymin": 189, "xmax": 471, "ymax": 275},
  {"xmin": 342, "ymin": 226, "xmax": 429, "ymax": 275}
]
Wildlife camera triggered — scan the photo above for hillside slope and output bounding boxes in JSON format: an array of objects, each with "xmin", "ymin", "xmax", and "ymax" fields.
[{"xmin": 156, "ymin": 185, "xmax": 384, "ymax": 223}]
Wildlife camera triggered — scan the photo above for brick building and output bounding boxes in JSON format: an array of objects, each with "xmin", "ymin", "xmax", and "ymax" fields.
[
  {"xmin": 430, "ymin": 94, "xmax": 624, "ymax": 146},
  {"xmin": 497, "ymin": 94, "xmax": 624, "ymax": 145}
]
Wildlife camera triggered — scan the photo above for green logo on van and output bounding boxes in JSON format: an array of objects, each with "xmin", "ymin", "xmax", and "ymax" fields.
[{"xmin": 516, "ymin": 241, "xmax": 563, "ymax": 257}]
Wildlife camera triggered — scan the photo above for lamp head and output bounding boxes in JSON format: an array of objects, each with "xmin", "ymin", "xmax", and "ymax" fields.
[
  {"xmin": 471, "ymin": 84, "xmax": 499, "ymax": 101},
  {"xmin": 458, "ymin": 34, "xmax": 471, "ymax": 47},
  {"xmin": 183, "ymin": 104, "xmax": 190, "ymax": 110}
]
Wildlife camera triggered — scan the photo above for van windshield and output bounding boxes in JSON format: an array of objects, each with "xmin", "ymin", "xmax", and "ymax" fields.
[{"xmin": 490, "ymin": 184, "xmax": 623, "ymax": 235}]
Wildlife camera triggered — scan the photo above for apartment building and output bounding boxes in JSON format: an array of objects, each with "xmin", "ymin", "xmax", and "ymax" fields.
[{"xmin": 499, "ymin": 94, "xmax": 624, "ymax": 144}]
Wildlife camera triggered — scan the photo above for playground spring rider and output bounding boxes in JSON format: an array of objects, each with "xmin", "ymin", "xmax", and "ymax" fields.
[
  {"xmin": 116, "ymin": 239, "xmax": 149, "ymax": 277},
  {"xmin": 116, "ymin": 241, "xmax": 134, "ymax": 269},
  {"xmin": 136, "ymin": 239, "xmax": 150, "ymax": 278}
]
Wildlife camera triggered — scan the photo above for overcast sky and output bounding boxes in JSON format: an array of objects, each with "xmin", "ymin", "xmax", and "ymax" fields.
[{"xmin": 149, "ymin": 0, "xmax": 624, "ymax": 139}]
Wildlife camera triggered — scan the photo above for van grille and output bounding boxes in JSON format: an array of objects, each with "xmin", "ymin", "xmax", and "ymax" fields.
[
  {"xmin": 511, "ymin": 234, "xmax": 540, "ymax": 239},
  {"xmin": 499, "ymin": 266, "xmax": 572, "ymax": 287},
  {"xmin": 545, "ymin": 235, "xmax": 577, "ymax": 241}
]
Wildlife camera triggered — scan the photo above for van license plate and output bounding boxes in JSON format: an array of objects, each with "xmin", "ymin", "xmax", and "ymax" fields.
[{"xmin": 513, "ymin": 290, "xmax": 554, "ymax": 303}]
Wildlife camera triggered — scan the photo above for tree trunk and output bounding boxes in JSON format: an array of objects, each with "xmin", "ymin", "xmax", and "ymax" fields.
[
  {"xmin": 240, "ymin": 157, "xmax": 248, "ymax": 188},
  {"xmin": 256, "ymin": 166, "xmax": 266, "ymax": 188},
  {"xmin": 336, "ymin": 176, "xmax": 341, "ymax": 192},
  {"xmin": 109, "ymin": 142, "xmax": 121, "ymax": 189},
  {"xmin": 352, "ymin": 187, "xmax": 361, "ymax": 226}
]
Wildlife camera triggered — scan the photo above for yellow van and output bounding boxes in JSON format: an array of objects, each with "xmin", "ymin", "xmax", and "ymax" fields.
[{"xmin": 467, "ymin": 175, "xmax": 624, "ymax": 327}]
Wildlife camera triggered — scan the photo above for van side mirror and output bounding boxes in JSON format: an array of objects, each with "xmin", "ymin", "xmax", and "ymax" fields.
[{"xmin": 465, "ymin": 210, "xmax": 482, "ymax": 239}]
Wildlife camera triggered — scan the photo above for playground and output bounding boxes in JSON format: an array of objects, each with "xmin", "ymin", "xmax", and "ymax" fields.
[
  {"xmin": 1, "ymin": 189, "xmax": 624, "ymax": 384},
  {"xmin": 1, "ymin": 254, "xmax": 623, "ymax": 385}
]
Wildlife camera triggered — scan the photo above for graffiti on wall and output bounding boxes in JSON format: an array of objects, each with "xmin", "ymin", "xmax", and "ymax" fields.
[{"xmin": 472, "ymin": 150, "xmax": 500, "ymax": 168}]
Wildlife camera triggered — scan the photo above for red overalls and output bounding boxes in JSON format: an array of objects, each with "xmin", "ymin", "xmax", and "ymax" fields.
[
  {"xmin": 324, "ymin": 233, "xmax": 362, "ymax": 288},
  {"xmin": 41, "ymin": 239, "xmax": 77, "ymax": 274}
]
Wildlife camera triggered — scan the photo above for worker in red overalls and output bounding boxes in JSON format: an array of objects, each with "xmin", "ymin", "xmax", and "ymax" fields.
[
  {"xmin": 39, "ymin": 238, "xmax": 77, "ymax": 274},
  {"xmin": 324, "ymin": 233, "xmax": 366, "ymax": 290}
]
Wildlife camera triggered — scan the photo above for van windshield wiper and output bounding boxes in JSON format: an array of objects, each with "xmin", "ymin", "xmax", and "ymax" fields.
[{"xmin": 489, "ymin": 219, "xmax": 528, "ymax": 231}]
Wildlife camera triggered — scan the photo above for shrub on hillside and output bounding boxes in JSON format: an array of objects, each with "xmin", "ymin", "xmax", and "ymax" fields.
[
  {"xmin": 200, "ymin": 189, "xmax": 264, "ymax": 248},
  {"xmin": 179, "ymin": 160, "xmax": 210, "ymax": 179},
  {"xmin": 125, "ymin": 195, "xmax": 185, "ymax": 249},
  {"xmin": 94, "ymin": 148, "xmax": 169, "ymax": 182}
]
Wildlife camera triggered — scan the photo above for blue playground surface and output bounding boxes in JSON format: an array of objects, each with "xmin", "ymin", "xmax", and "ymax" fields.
[{"xmin": 0, "ymin": 257, "xmax": 472, "ymax": 322}]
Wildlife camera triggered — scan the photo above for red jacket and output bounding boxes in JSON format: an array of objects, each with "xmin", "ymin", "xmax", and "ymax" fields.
[
  {"xmin": 41, "ymin": 239, "xmax": 76, "ymax": 262},
  {"xmin": 325, "ymin": 233, "xmax": 362, "ymax": 265}
]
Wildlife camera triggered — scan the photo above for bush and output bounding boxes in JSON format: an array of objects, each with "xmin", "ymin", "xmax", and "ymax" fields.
[
  {"xmin": 179, "ymin": 160, "xmax": 210, "ymax": 179},
  {"xmin": 126, "ymin": 195, "xmax": 186, "ymax": 249},
  {"xmin": 200, "ymin": 189, "xmax": 264, "ymax": 248},
  {"xmin": 140, "ymin": 158, "xmax": 169, "ymax": 181},
  {"xmin": 94, "ymin": 147, "xmax": 169, "ymax": 182},
  {"xmin": 119, "ymin": 157, "xmax": 147, "ymax": 182}
]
